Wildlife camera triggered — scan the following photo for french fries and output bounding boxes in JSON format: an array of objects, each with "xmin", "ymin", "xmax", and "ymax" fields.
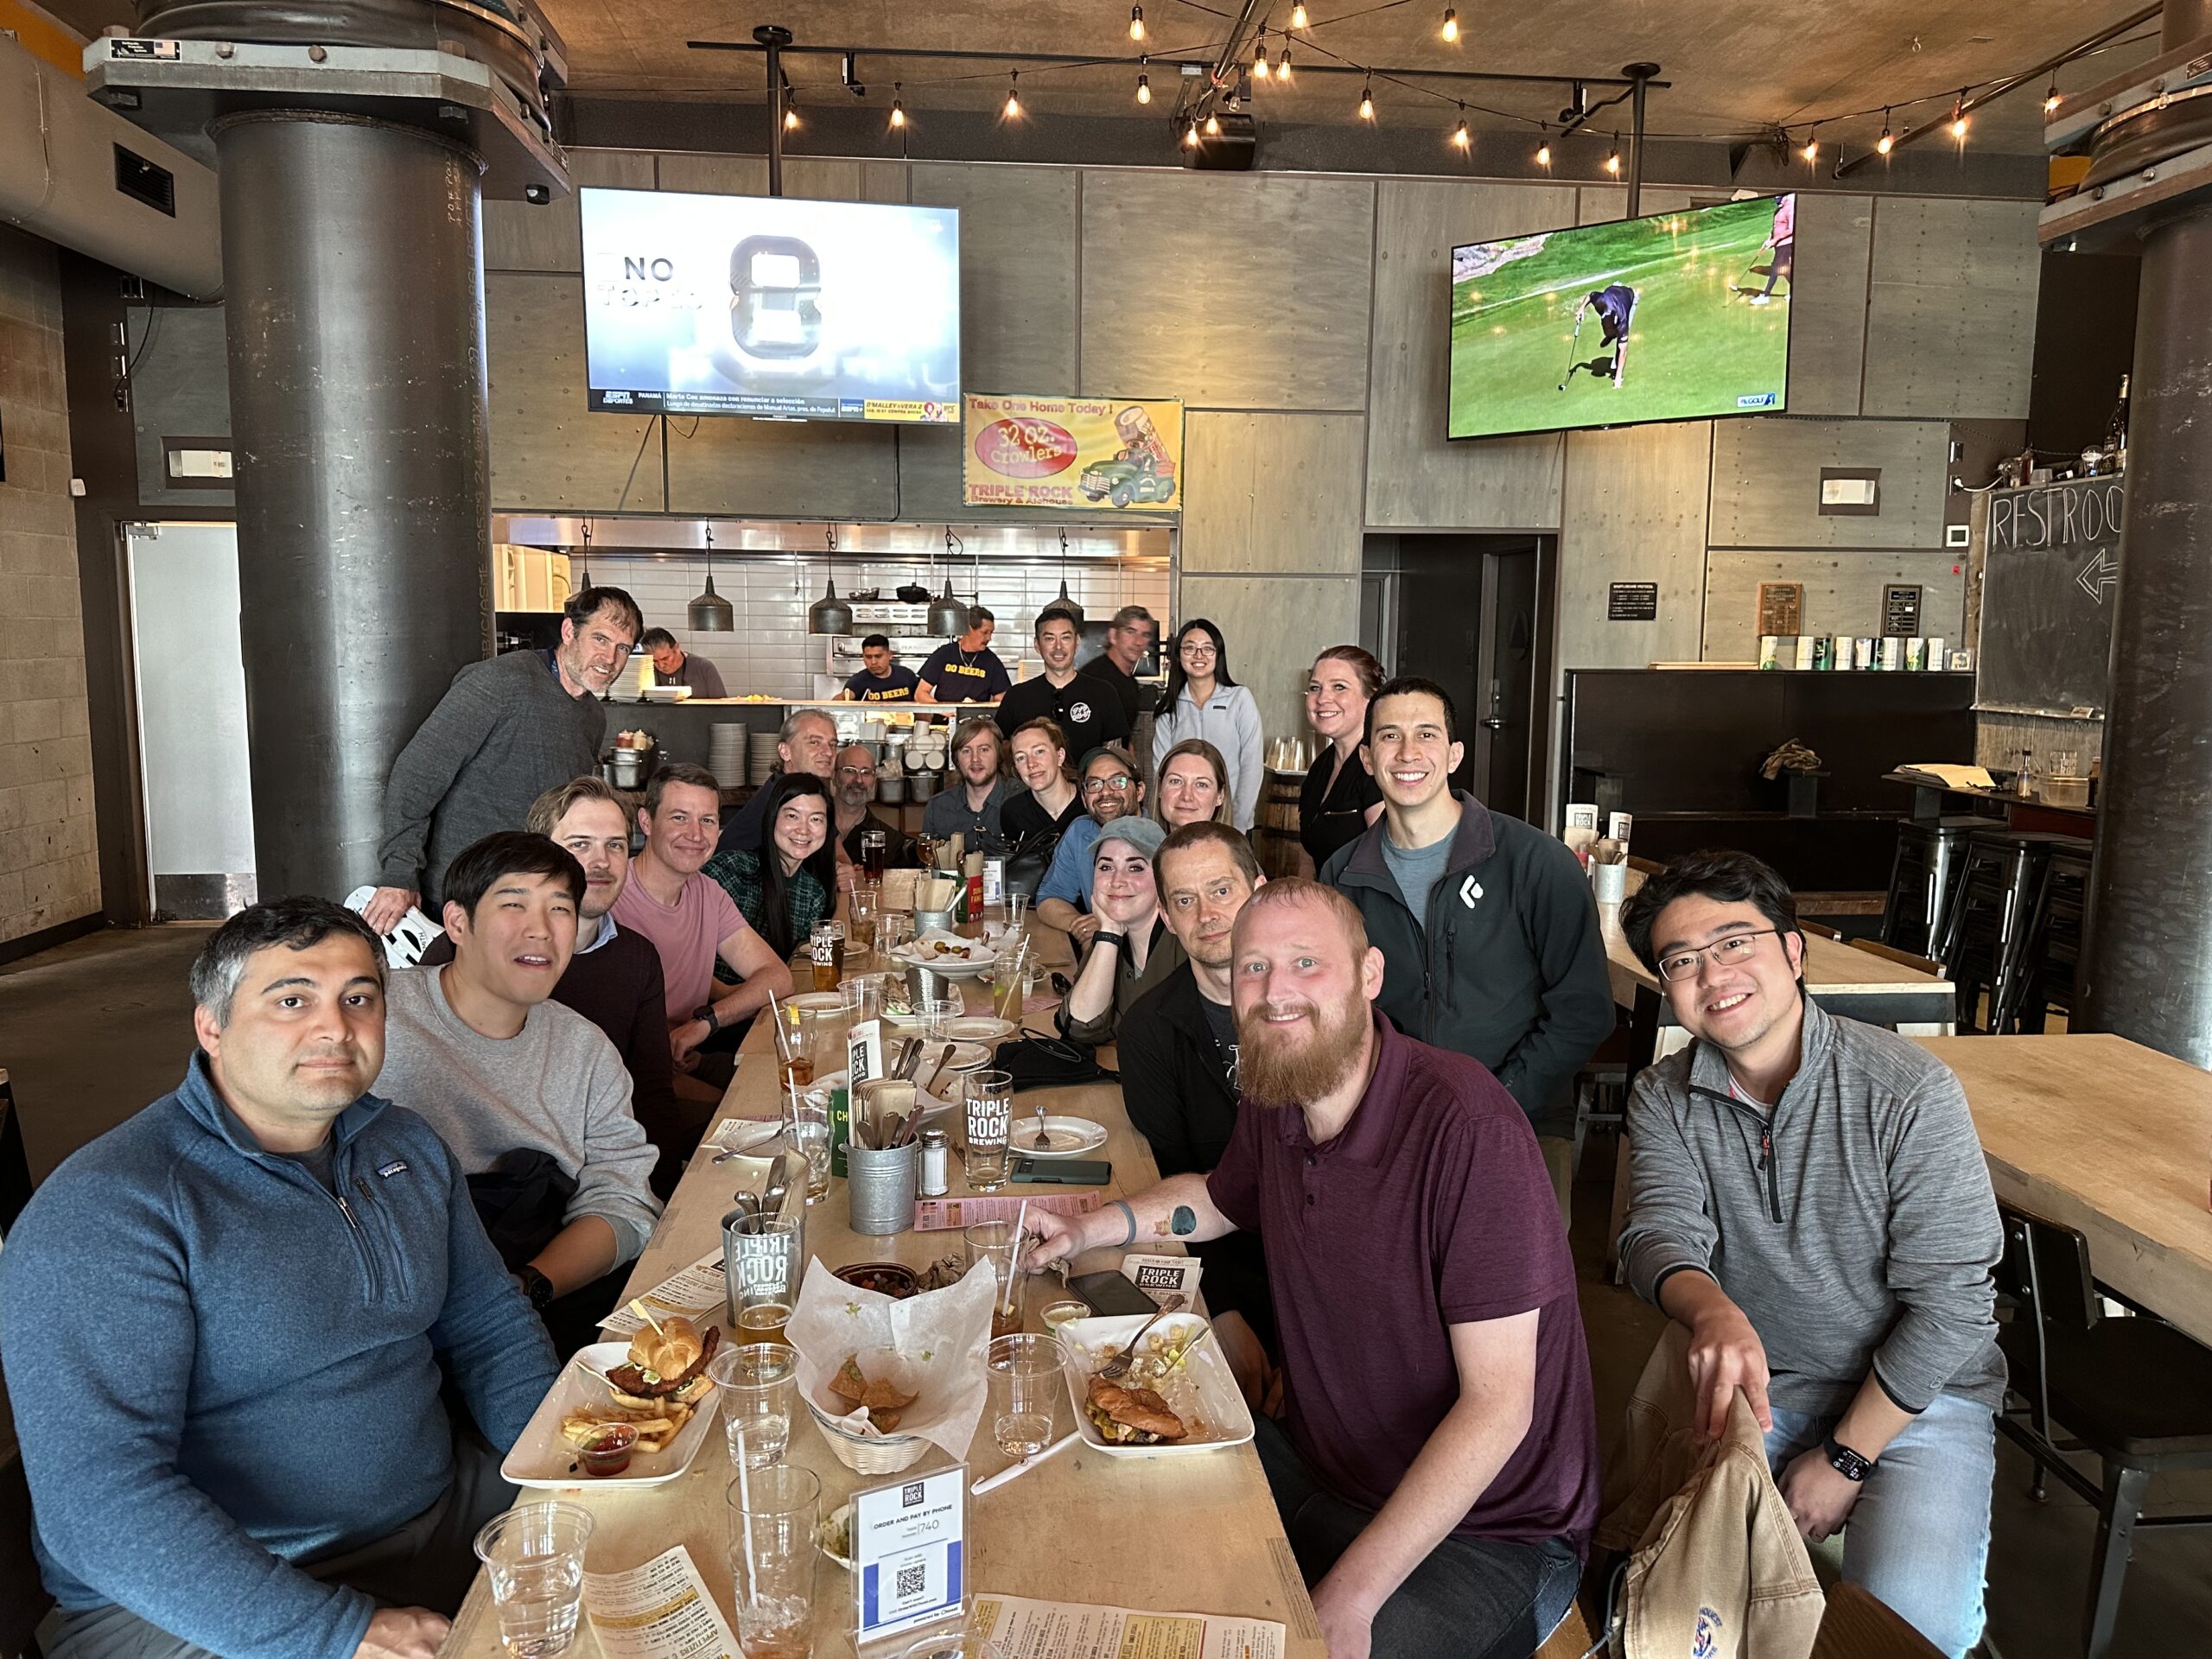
[{"xmin": 561, "ymin": 1398, "xmax": 694, "ymax": 1455}]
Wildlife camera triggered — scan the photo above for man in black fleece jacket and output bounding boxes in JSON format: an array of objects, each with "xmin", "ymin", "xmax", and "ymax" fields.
[{"xmin": 1319, "ymin": 678, "xmax": 1613, "ymax": 1216}]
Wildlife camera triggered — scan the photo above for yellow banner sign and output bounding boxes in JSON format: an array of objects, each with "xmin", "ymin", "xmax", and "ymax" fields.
[{"xmin": 962, "ymin": 394, "xmax": 1184, "ymax": 512}]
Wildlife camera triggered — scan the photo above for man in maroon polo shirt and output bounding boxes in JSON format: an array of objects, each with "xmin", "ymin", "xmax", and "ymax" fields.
[{"xmin": 1032, "ymin": 878, "xmax": 1597, "ymax": 1659}]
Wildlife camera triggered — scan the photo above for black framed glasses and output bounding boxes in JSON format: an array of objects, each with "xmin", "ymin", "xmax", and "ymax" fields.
[
  {"xmin": 1083, "ymin": 774, "xmax": 1136, "ymax": 795},
  {"xmin": 1656, "ymin": 929, "xmax": 1783, "ymax": 982}
]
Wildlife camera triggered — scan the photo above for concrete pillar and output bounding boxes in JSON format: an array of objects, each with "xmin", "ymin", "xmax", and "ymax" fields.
[
  {"xmin": 2078, "ymin": 0, "xmax": 2212, "ymax": 1063},
  {"xmin": 213, "ymin": 111, "xmax": 492, "ymax": 900}
]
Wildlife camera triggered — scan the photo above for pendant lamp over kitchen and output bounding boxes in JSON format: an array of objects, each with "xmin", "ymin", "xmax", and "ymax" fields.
[
  {"xmin": 575, "ymin": 520, "xmax": 594, "ymax": 591},
  {"xmin": 689, "ymin": 525, "xmax": 735, "ymax": 632},
  {"xmin": 1050, "ymin": 528, "xmax": 1084, "ymax": 625},
  {"xmin": 806, "ymin": 524, "xmax": 852, "ymax": 635},
  {"xmin": 929, "ymin": 524, "xmax": 969, "ymax": 637}
]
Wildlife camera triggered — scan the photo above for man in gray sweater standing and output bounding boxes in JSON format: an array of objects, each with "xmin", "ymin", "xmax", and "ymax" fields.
[
  {"xmin": 365, "ymin": 586, "xmax": 642, "ymax": 931},
  {"xmin": 1617, "ymin": 849, "xmax": 2002, "ymax": 1659}
]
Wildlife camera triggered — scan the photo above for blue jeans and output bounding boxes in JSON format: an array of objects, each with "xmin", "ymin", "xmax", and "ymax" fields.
[
  {"xmin": 1764, "ymin": 1391, "xmax": 1995, "ymax": 1659},
  {"xmin": 1255, "ymin": 1414, "xmax": 1582, "ymax": 1658}
]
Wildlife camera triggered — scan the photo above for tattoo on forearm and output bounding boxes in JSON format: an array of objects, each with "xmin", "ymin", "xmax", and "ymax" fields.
[{"xmin": 1171, "ymin": 1205, "xmax": 1196, "ymax": 1236}]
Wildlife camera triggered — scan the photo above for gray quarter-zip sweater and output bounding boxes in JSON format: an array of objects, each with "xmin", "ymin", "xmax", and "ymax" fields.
[{"xmin": 1619, "ymin": 997, "xmax": 2005, "ymax": 1416}]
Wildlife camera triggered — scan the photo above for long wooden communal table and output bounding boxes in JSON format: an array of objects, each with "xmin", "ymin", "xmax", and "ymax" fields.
[
  {"xmin": 1917, "ymin": 1033, "xmax": 2212, "ymax": 1351},
  {"xmin": 442, "ymin": 925, "xmax": 1325, "ymax": 1657}
]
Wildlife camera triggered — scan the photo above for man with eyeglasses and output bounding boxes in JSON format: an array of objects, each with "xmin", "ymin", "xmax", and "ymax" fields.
[
  {"xmin": 829, "ymin": 744, "xmax": 917, "ymax": 892},
  {"xmin": 1033, "ymin": 747, "xmax": 1146, "ymax": 947},
  {"xmin": 1617, "ymin": 849, "xmax": 2002, "ymax": 1659},
  {"xmin": 365, "ymin": 586, "xmax": 642, "ymax": 931}
]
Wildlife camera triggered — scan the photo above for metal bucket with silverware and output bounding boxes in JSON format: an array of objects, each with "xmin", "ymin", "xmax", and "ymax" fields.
[{"xmin": 849, "ymin": 1080, "xmax": 920, "ymax": 1235}]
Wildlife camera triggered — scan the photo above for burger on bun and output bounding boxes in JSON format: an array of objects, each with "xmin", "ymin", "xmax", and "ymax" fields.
[
  {"xmin": 606, "ymin": 1318, "xmax": 719, "ymax": 1409},
  {"xmin": 1084, "ymin": 1375, "xmax": 1185, "ymax": 1446}
]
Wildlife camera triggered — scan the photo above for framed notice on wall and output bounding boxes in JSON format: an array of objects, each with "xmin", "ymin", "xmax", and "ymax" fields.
[
  {"xmin": 1757, "ymin": 582, "xmax": 1803, "ymax": 637},
  {"xmin": 963, "ymin": 394, "xmax": 1184, "ymax": 512},
  {"xmin": 1883, "ymin": 583, "xmax": 1923, "ymax": 637},
  {"xmin": 1607, "ymin": 582, "xmax": 1658, "ymax": 621}
]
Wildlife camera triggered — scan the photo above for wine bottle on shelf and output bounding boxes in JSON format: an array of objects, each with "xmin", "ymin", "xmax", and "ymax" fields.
[{"xmin": 2106, "ymin": 372, "xmax": 2130, "ymax": 474}]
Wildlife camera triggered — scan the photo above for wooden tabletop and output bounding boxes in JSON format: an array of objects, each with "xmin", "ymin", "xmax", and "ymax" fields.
[
  {"xmin": 1918, "ymin": 1033, "xmax": 2212, "ymax": 1350},
  {"xmin": 442, "ymin": 924, "xmax": 1324, "ymax": 1657},
  {"xmin": 1601, "ymin": 868, "xmax": 1954, "ymax": 1009}
]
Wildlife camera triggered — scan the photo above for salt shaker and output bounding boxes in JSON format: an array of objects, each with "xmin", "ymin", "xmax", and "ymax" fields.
[{"xmin": 918, "ymin": 1128, "xmax": 950, "ymax": 1198}]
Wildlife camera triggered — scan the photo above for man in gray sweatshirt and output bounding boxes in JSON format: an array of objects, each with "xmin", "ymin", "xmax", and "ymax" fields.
[
  {"xmin": 377, "ymin": 831, "xmax": 662, "ymax": 1351},
  {"xmin": 1617, "ymin": 849, "xmax": 2002, "ymax": 1659},
  {"xmin": 364, "ymin": 585, "xmax": 642, "ymax": 931}
]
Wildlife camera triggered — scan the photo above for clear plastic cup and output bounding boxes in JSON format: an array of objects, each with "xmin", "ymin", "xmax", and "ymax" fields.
[
  {"xmin": 964, "ymin": 1217, "xmax": 1027, "ymax": 1337},
  {"xmin": 920, "ymin": 995, "xmax": 965, "ymax": 1039},
  {"xmin": 988, "ymin": 1333, "xmax": 1057, "ymax": 1458},
  {"xmin": 709, "ymin": 1342, "xmax": 798, "ymax": 1471},
  {"xmin": 899, "ymin": 1634, "xmax": 1009, "ymax": 1659},
  {"xmin": 474, "ymin": 1502, "xmax": 593, "ymax": 1657},
  {"xmin": 728, "ymin": 1464, "xmax": 820, "ymax": 1659}
]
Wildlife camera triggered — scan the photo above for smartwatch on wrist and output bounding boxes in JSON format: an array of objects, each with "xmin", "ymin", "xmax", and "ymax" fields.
[
  {"xmin": 1822, "ymin": 1435, "xmax": 1873, "ymax": 1482},
  {"xmin": 693, "ymin": 1003, "xmax": 720, "ymax": 1035},
  {"xmin": 515, "ymin": 1265, "xmax": 556, "ymax": 1311}
]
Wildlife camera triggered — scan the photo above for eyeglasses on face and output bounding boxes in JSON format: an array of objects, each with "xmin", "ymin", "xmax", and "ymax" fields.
[
  {"xmin": 1083, "ymin": 774, "xmax": 1135, "ymax": 794},
  {"xmin": 1179, "ymin": 641, "xmax": 1217, "ymax": 659},
  {"xmin": 1656, "ymin": 928, "xmax": 1783, "ymax": 982},
  {"xmin": 836, "ymin": 765, "xmax": 876, "ymax": 779}
]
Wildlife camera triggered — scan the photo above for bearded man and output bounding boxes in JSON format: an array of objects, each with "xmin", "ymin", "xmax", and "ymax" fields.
[{"xmin": 1029, "ymin": 878, "xmax": 1598, "ymax": 1659}]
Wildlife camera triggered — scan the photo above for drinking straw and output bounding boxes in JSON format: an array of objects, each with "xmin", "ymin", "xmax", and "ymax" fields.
[
  {"xmin": 766, "ymin": 988, "xmax": 790, "ymax": 1061},
  {"xmin": 734, "ymin": 1425, "xmax": 758, "ymax": 1578},
  {"xmin": 1004, "ymin": 1199, "xmax": 1031, "ymax": 1315}
]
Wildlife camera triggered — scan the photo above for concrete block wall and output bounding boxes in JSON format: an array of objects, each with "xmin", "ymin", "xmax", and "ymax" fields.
[{"xmin": 0, "ymin": 225, "xmax": 99, "ymax": 944}]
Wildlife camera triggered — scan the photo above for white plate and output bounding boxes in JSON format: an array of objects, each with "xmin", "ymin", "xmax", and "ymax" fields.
[
  {"xmin": 1053, "ymin": 1313, "xmax": 1254, "ymax": 1459},
  {"xmin": 642, "ymin": 684, "xmax": 692, "ymax": 702},
  {"xmin": 943, "ymin": 1015, "xmax": 1019, "ymax": 1043},
  {"xmin": 1014, "ymin": 1115, "xmax": 1108, "ymax": 1157},
  {"xmin": 893, "ymin": 932, "xmax": 997, "ymax": 978},
  {"xmin": 785, "ymin": 992, "xmax": 845, "ymax": 1013},
  {"xmin": 709, "ymin": 1119, "xmax": 785, "ymax": 1156},
  {"xmin": 938, "ymin": 1041, "xmax": 992, "ymax": 1071},
  {"xmin": 500, "ymin": 1342, "xmax": 721, "ymax": 1489}
]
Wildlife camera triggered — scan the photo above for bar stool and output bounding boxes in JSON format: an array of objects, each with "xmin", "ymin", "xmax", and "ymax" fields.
[
  {"xmin": 1879, "ymin": 816, "xmax": 1986, "ymax": 958},
  {"xmin": 1941, "ymin": 829, "xmax": 2080, "ymax": 1034},
  {"xmin": 2003, "ymin": 842, "xmax": 2095, "ymax": 1033}
]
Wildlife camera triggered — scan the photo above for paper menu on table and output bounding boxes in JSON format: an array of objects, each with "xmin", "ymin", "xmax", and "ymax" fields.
[
  {"xmin": 583, "ymin": 1545, "xmax": 740, "ymax": 1659},
  {"xmin": 599, "ymin": 1249, "xmax": 727, "ymax": 1337},
  {"xmin": 969, "ymin": 1594, "xmax": 1285, "ymax": 1659}
]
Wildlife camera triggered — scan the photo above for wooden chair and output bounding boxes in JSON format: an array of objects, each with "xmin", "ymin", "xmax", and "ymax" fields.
[
  {"xmin": 1798, "ymin": 918, "xmax": 1844, "ymax": 941},
  {"xmin": 1847, "ymin": 937, "xmax": 1945, "ymax": 977},
  {"xmin": 1993, "ymin": 1199, "xmax": 2212, "ymax": 1658}
]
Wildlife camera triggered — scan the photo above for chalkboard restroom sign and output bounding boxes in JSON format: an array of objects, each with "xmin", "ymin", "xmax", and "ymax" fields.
[{"xmin": 1978, "ymin": 478, "xmax": 2125, "ymax": 717}]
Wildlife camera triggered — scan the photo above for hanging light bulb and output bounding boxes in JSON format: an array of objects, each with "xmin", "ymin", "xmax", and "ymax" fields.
[
  {"xmin": 1876, "ymin": 108, "xmax": 1893, "ymax": 155},
  {"xmin": 1440, "ymin": 7, "xmax": 1458, "ymax": 42},
  {"xmin": 2044, "ymin": 77, "xmax": 2061, "ymax": 116},
  {"xmin": 1290, "ymin": 1, "xmax": 1308, "ymax": 25},
  {"xmin": 889, "ymin": 82, "xmax": 906, "ymax": 128},
  {"xmin": 1605, "ymin": 132, "xmax": 1621, "ymax": 174},
  {"xmin": 1801, "ymin": 125, "xmax": 1818, "ymax": 163},
  {"xmin": 1949, "ymin": 90, "xmax": 1968, "ymax": 140},
  {"xmin": 1184, "ymin": 118, "xmax": 1200, "ymax": 147},
  {"xmin": 1277, "ymin": 43, "xmax": 1292, "ymax": 80},
  {"xmin": 1205, "ymin": 111, "xmax": 1221, "ymax": 135},
  {"xmin": 1128, "ymin": 3, "xmax": 1145, "ymax": 40},
  {"xmin": 1358, "ymin": 81, "xmax": 1375, "ymax": 121},
  {"xmin": 1135, "ymin": 60, "xmax": 1151, "ymax": 105},
  {"xmin": 1535, "ymin": 128, "xmax": 1552, "ymax": 167},
  {"xmin": 1254, "ymin": 28, "xmax": 1269, "ymax": 79},
  {"xmin": 1003, "ymin": 71, "xmax": 1021, "ymax": 119},
  {"xmin": 783, "ymin": 89, "xmax": 800, "ymax": 130},
  {"xmin": 1452, "ymin": 111, "xmax": 1471, "ymax": 149}
]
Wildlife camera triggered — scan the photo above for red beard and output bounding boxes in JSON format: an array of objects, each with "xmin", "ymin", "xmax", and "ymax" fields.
[{"xmin": 1236, "ymin": 998, "xmax": 1368, "ymax": 1109}]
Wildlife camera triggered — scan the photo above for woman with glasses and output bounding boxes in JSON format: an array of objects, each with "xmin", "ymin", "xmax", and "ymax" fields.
[
  {"xmin": 703, "ymin": 772, "xmax": 834, "ymax": 962},
  {"xmin": 1154, "ymin": 738, "xmax": 1236, "ymax": 830},
  {"xmin": 1296, "ymin": 645, "xmax": 1387, "ymax": 876},
  {"xmin": 1151, "ymin": 619, "xmax": 1264, "ymax": 832}
]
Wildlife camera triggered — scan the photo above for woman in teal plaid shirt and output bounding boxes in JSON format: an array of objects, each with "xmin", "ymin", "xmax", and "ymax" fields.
[{"xmin": 707, "ymin": 772, "xmax": 834, "ymax": 962}]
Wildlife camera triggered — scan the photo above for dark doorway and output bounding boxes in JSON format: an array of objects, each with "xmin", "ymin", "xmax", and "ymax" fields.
[{"xmin": 1366, "ymin": 534, "xmax": 1553, "ymax": 823}]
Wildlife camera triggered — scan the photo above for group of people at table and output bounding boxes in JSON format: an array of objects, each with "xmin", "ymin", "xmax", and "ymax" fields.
[{"xmin": 0, "ymin": 584, "xmax": 2006, "ymax": 1659}]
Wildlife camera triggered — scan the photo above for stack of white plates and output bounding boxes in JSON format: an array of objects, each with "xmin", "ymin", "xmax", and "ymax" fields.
[
  {"xmin": 709, "ymin": 725, "xmax": 748, "ymax": 791},
  {"xmin": 747, "ymin": 729, "xmax": 780, "ymax": 785}
]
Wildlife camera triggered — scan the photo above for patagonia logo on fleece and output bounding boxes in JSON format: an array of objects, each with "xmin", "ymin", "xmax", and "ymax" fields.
[{"xmin": 376, "ymin": 1159, "xmax": 410, "ymax": 1179}]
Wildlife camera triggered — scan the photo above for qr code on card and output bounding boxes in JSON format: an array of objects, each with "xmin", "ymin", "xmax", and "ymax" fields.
[{"xmin": 896, "ymin": 1560, "xmax": 928, "ymax": 1600}]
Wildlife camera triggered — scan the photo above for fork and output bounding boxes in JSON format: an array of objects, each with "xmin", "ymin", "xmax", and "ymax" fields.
[
  {"xmin": 1093, "ymin": 1294, "xmax": 1187, "ymax": 1381},
  {"xmin": 1032, "ymin": 1100, "xmax": 1053, "ymax": 1150}
]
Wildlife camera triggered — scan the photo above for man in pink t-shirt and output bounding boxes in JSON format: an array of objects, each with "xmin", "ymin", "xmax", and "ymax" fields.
[{"xmin": 612, "ymin": 763, "xmax": 791, "ymax": 1076}]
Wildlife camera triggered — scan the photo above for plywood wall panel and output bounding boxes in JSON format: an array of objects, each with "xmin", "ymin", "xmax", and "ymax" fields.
[
  {"xmin": 911, "ymin": 162, "xmax": 1080, "ymax": 395},
  {"xmin": 664, "ymin": 414, "xmax": 899, "ymax": 521},
  {"xmin": 482, "ymin": 149, "xmax": 655, "ymax": 274},
  {"xmin": 1555, "ymin": 421, "xmax": 1713, "ymax": 671},
  {"xmin": 1176, "ymin": 574, "xmax": 1360, "ymax": 740},
  {"xmin": 1709, "ymin": 417, "xmax": 1949, "ymax": 549},
  {"xmin": 1079, "ymin": 170, "xmax": 1375, "ymax": 410},
  {"xmin": 487, "ymin": 271, "xmax": 664, "ymax": 512},
  {"xmin": 1183, "ymin": 411, "xmax": 1364, "ymax": 574},
  {"xmin": 1783, "ymin": 192, "xmax": 1872, "ymax": 416},
  {"xmin": 1702, "ymin": 548, "xmax": 1966, "ymax": 662},
  {"xmin": 1862, "ymin": 197, "xmax": 2040, "ymax": 419},
  {"xmin": 1365, "ymin": 178, "xmax": 1576, "ymax": 531}
]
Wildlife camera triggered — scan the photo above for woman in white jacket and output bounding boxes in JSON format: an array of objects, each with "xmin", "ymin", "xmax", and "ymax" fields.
[{"xmin": 1150, "ymin": 618, "xmax": 1264, "ymax": 831}]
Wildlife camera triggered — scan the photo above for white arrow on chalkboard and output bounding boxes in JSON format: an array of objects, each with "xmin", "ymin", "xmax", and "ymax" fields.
[{"xmin": 2075, "ymin": 550, "xmax": 2120, "ymax": 604}]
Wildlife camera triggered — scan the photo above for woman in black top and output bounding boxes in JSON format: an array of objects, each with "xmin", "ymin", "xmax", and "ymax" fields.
[
  {"xmin": 999, "ymin": 715, "xmax": 1085, "ymax": 848},
  {"xmin": 1298, "ymin": 645, "xmax": 1387, "ymax": 874}
]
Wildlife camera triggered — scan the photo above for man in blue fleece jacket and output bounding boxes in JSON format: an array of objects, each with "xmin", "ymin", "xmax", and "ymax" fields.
[{"xmin": 0, "ymin": 899, "xmax": 560, "ymax": 1659}]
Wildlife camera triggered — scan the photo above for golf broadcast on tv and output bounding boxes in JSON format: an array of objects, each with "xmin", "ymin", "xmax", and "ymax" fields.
[{"xmin": 1446, "ymin": 194, "xmax": 1795, "ymax": 441}]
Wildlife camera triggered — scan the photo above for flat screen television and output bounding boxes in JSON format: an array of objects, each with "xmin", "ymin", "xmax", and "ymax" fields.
[
  {"xmin": 579, "ymin": 188, "xmax": 961, "ymax": 423},
  {"xmin": 1446, "ymin": 194, "xmax": 1795, "ymax": 441}
]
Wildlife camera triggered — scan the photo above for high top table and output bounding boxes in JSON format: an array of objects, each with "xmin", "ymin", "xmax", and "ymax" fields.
[
  {"xmin": 440, "ymin": 920, "xmax": 1325, "ymax": 1657},
  {"xmin": 1917, "ymin": 1033, "xmax": 2212, "ymax": 1350}
]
